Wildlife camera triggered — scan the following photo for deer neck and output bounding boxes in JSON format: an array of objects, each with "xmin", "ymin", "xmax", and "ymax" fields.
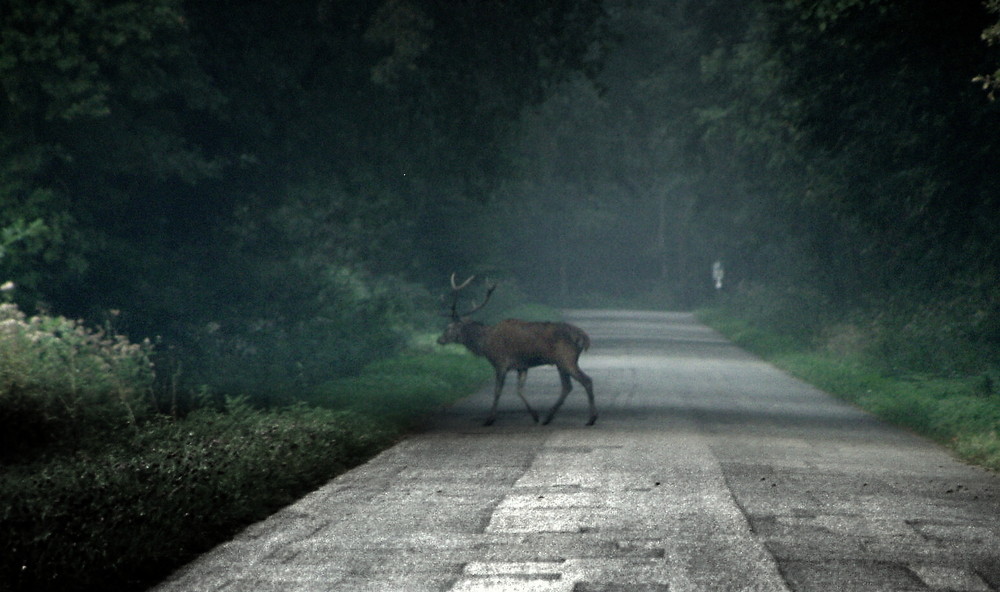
[{"xmin": 460, "ymin": 322, "xmax": 490, "ymax": 357}]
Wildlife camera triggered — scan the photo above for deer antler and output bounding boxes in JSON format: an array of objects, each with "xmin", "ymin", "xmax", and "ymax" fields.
[
  {"xmin": 461, "ymin": 282, "xmax": 496, "ymax": 318},
  {"xmin": 445, "ymin": 273, "xmax": 496, "ymax": 320},
  {"xmin": 450, "ymin": 273, "xmax": 475, "ymax": 291}
]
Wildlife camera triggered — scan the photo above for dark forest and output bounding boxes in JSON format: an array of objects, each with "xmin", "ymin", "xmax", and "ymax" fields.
[{"xmin": 3, "ymin": 0, "xmax": 1000, "ymax": 389}]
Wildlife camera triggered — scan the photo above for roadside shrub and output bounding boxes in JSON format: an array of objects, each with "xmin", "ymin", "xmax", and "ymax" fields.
[
  {"xmin": 866, "ymin": 302, "xmax": 994, "ymax": 376},
  {"xmin": 0, "ymin": 302, "xmax": 154, "ymax": 458},
  {"xmin": 171, "ymin": 265, "xmax": 414, "ymax": 406},
  {"xmin": 0, "ymin": 332, "xmax": 490, "ymax": 592},
  {"xmin": 718, "ymin": 282, "xmax": 831, "ymax": 347},
  {"xmin": 0, "ymin": 402, "xmax": 393, "ymax": 592}
]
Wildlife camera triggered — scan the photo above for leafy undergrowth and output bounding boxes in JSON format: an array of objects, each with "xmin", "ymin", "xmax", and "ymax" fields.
[
  {"xmin": 0, "ymin": 342, "xmax": 490, "ymax": 592},
  {"xmin": 699, "ymin": 310, "xmax": 1000, "ymax": 472},
  {"xmin": 304, "ymin": 344, "xmax": 492, "ymax": 428},
  {"xmin": 1, "ymin": 404, "xmax": 391, "ymax": 592}
]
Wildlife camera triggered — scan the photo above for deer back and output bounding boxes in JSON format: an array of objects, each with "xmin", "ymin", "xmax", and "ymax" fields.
[{"xmin": 481, "ymin": 320, "xmax": 589, "ymax": 368}]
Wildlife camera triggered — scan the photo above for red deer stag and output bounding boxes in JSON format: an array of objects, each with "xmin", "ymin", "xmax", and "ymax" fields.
[{"xmin": 437, "ymin": 274, "xmax": 597, "ymax": 426}]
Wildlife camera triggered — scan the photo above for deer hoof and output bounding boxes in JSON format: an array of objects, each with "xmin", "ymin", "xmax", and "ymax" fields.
[
  {"xmin": 586, "ymin": 415, "xmax": 598, "ymax": 426},
  {"xmin": 483, "ymin": 418, "xmax": 496, "ymax": 427}
]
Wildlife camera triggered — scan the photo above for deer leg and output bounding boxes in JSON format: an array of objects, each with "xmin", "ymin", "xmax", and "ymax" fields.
[
  {"xmin": 485, "ymin": 369, "xmax": 507, "ymax": 426},
  {"xmin": 544, "ymin": 364, "xmax": 597, "ymax": 426},
  {"xmin": 515, "ymin": 369, "xmax": 539, "ymax": 423},
  {"xmin": 542, "ymin": 369, "xmax": 574, "ymax": 425},
  {"xmin": 577, "ymin": 369, "xmax": 597, "ymax": 426}
]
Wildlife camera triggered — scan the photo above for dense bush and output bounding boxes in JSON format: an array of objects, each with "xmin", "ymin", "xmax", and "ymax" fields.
[
  {"xmin": 709, "ymin": 282, "xmax": 833, "ymax": 351},
  {"xmin": 0, "ymin": 301, "xmax": 154, "ymax": 459},
  {"xmin": 0, "ymin": 318, "xmax": 490, "ymax": 592},
  {"xmin": 0, "ymin": 402, "xmax": 394, "ymax": 592},
  {"xmin": 162, "ymin": 264, "xmax": 419, "ymax": 406},
  {"xmin": 865, "ymin": 294, "xmax": 1000, "ymax": 377},
  {"xmin": 712, "ymin": 281, "xmax": 1000, "ymax": 378}
]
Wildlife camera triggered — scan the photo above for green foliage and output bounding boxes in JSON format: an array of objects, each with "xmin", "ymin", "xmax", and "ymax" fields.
[
  {"xmin": 707, "ymin": 281, "xmax": 1000, "ymax": 378},
  {"xmin": 0, "ymin": 142, "xmax": 89, "ymax": 297},
  {"xmin": 697, "ymin": 307, "xmax": 803, "ymax": 357},
  {"xmin": 0, "ymin": 302, "xmax": 154, "ymax": 459},
  {"xmin": 306, "ymin": 346, "xmax": 491, "ymax": 428},
  {"xmin": 0, "ymin": 0, "xmax": 222, "ymax": 302},
  {"xmin": 0, "ymin": 218, "xmax": 46, "ymax": 259},
  {"xmin": 0, "ymin": 341, "xmax": 488, "ymax": 592},
  {"xmin": 364, "ymin": 0, "xmax": 434, "ymax": 88},
  {"xmin": 1, "ymin": 0, "xmax": 609, "ymax": 399},
  {"xmin": 797, "ymin": 363, "xmax": 1000, "ymax": 473},
  {"xmin": 864, "ymin": 304, "xmax": 995, "ymax": 377},
  {"xmin": 0, "ymin": 0, "xmax": 216, "ymax": 122},
  {"xmin": 158, "ymin": 191, "xmax": 426, "ymax": 401},
  {"xmin": 484, "ymin": 8, "xmax": 716, "ymax": 305},
  {"xmin": 709, "ymin": 282, "xmax": 832, "ymax": 348},
  {"xmin": 655, "ymin": 0, "xmax": 1000, "ymax": 329},
  {"xmin": 175, "ymin": 265, "xmax": 412, "ymax": 404},
  {"xmin": 0, "ymin": 404, "xmax": 393, "ymax": 592}
]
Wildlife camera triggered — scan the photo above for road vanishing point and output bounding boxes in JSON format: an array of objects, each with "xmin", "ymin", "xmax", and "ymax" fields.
[{"xmin": 151, "ymin": 310, "xmax": 1000, "ymax": 592}]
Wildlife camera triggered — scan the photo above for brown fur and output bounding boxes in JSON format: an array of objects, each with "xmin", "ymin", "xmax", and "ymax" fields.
[{"xmin": 438, "ymin": 318, "xmax": 597, "ymax": 426}]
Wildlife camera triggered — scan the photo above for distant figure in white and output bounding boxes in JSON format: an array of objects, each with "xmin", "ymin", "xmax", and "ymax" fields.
[{"xmin": 712, "ymin": 260, "xmax": 724, "ymax": 290}]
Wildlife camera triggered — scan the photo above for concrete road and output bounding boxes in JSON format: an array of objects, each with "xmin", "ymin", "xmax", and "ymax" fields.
[{"xmin": 151, "ymin": 310, "xmax": 1000, "ymax": 592}]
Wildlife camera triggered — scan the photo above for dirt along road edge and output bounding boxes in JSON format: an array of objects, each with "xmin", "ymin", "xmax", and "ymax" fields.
[{"xmin": 150, "ymin": 311, "xmax": 1000, "ymax": 592}]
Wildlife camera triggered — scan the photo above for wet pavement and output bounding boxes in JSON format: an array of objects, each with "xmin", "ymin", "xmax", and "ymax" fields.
[{"xmin": 150, "ymin": 311, "xmax": 1000, "ymax": 591}]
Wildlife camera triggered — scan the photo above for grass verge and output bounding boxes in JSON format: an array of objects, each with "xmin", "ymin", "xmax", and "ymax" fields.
[
  {"xmin": 698, "ymin": 309, "xmax": 1000, "ymax": 472},
  {"xmin": 0, "ymin": 342, "xmax": 490, "ymax": 592},
  {"xmin": 303, "ymin": 340, "xmax": 492, "ymax": 428}
]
